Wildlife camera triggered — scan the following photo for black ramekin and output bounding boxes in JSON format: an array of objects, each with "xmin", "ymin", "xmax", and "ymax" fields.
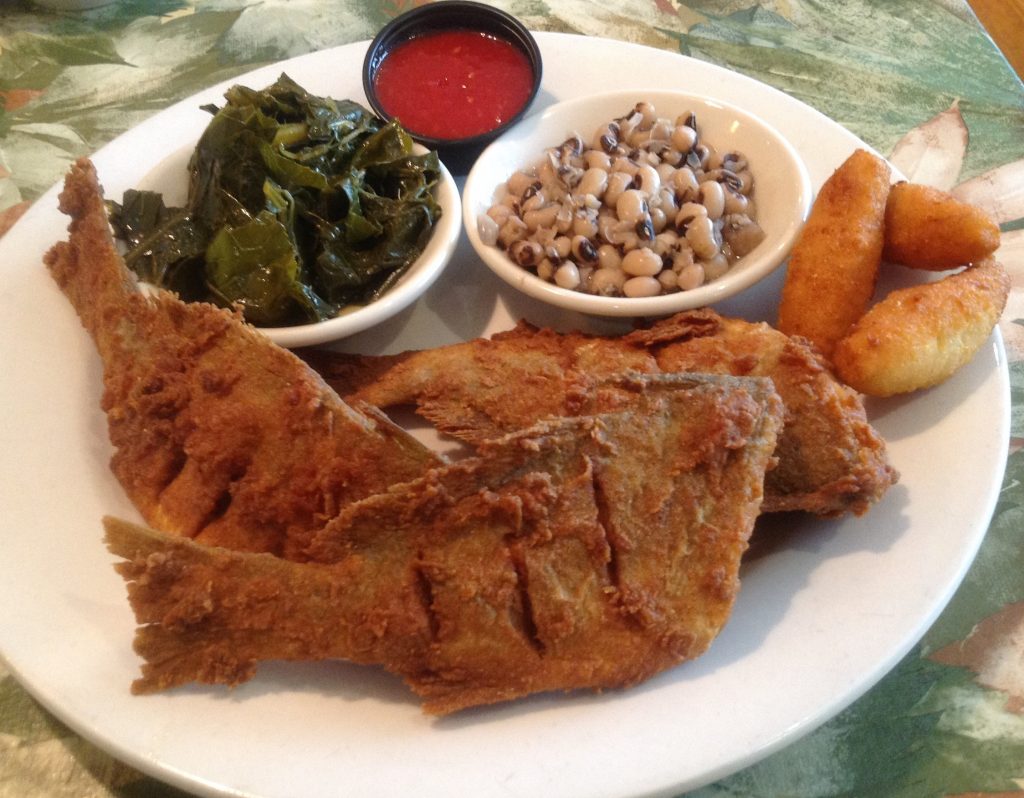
[{"xmin": 362, "ymin": 1, "xmax": 543, "ymax": 174}]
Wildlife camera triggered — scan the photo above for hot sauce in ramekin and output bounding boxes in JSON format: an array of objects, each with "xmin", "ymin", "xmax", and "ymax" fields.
[{"xmin": 372, "ymin": 29, "xmax": 535, "ymax": 141}]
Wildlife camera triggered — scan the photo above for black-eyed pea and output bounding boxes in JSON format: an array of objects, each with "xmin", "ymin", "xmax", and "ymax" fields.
[
  {"xmin": 521, "ymin": 189, "xmax": 546, "ymax": 213},
  {"xmin": 577, "ymin": 167, "xmax": 608, "ymax": 198},
  {"xmin": 672, "ymin": 167, "xmax": 700, "ymax": 200},
  {"xmin": 604, "ymin": 171, "xmax": 634, "ymax": 208},
  {"xmin": 622, "ymin": 248, "xmax": 662, "ymax": 277},
  {"xmin": 672, "ymin": 245, "xmax": 695, "ymax": 274},
  {"xmin": 722, "ymin": 186, "xmax": 749, "ymax": 215},
  {"xmin": 552, "ymin": 235, "xmax": 573, "ymax": 260},
  {"xmin": 578, "ymin": 264, "xmax": 594, "ymax": 290},
  {"xmin": 676, "ymin": 261, "xmax": 705, "ymax": 290},
  {"xmin": 674, "ymin": 201, "xmax": 707, "ymax": 232},
  {"xmin": 616, "ymin": 189, "xmax": 648, "ymax": 225},
  {"xmin": 477, "ymin": 215, "xmax": 500, "ymax": 246},
  {"xmin": 498, "ymin": 216, "xmax": 528, "ymax": 248},
  {"xmin": 555, "ymin": 204, "xmax": 575, "ymax": 234},
  {"xmin": 597, "ymin": 213, "xmax": 619, "ymax": 245},
  {"xmin": 701, "ymin": 253, "xmax": 730, "ymax": 281},
  {"xmin": 487, "ymin": 204, "xmax": 512, "ymax": 226},
  {"xmin": 597, "ymin": 243, "xmax": 621, "ymax": 270},
  {"xmin": 507, "ymin": 172, "xmax": 537, "ymax": 197},
  {"xmin": 571, "ymin": 234, "xmax": 599, "ymax": 263},
  {"xmin": 523, "ymin": 204, "xmax": 559, "ymax": 231},
  {"xmin": 554, "ymin": 261, "xmax": 581, "ymax": 290},
  {"xmin": 699, "ymin": 180, "xmax": 726, "ymax": 220},
  {"xmin": 572, "ymin": 211, "xmax": 599, "ymax": 238},
  {"xmin": 685, "ymin": 215, "xmax": 721, "ymax": 260},
  {"xmin": 652, "ymin": 230, "xmax": 679, "ymax": 257},
  {"xmin": 634, "ymin": 101, "xmax": 657, "ymax": 126},
  {"xmin": 623, "ymin": 275, "xmax": 662, "ymax": 297},
  {"xmin": 671, "ymin": 124, "xmax": 697, "ymax": 153},
  {"xmin": 650, "ymin": 207, "xmax": 668, "ymax": 234},
  {"xmin": 658, "ymin": 268, "xmax": 680, "ymax": 292},
  {"xmin": 537, "ymin": 258, "xmax": 555, "ymax": 281},
  {"xmin": 657, "ymin": 186, "xmax": 679, "ymax": 216},
  {"xmin": 591, "ymin": 266, "xmax": 627, "ymax": 296},
  {"xmin": 635, "ymin": 214, "xmax": 656, "ymax": 243},
  {"xmin": 635, "ymin": 164, "xmax": 660, "ymax": 196},
  {"xmin": 722, "ymin": 214, "xmax": 765, "ymax": 256},
  {"xmin": 534, "ymin": 226, "xmax": 556, "ymax": 248},
  {"xmin": 510, "ymin": 239, "xmax": 544, "ymax": 267},
  {"xmin": 584, "ymin": 149, "xmax": 612, "ymax": 170}
]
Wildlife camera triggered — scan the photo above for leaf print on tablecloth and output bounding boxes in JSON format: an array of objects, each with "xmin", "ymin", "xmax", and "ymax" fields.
[
  {"xmin": 931, "ymin": 602, "xmax": 1024, "ymax": 714},
  {"xmin": 672, "ymin": 0, "xmax": 1024, "ymax": 178},
  {"xmin": 954, "ymin": 159, "xmax": 1024, "ymax": 225},
  {"xmin": 685, "ymin": 651, "xmax": 1024, "ymax": 798},
  {"xmin": 888, "ymin": 100, "xmax": 968, "ymax": 189},
  {"xmin": 0, "ymin": 32, "xmax": 127, "ymax": 82}
]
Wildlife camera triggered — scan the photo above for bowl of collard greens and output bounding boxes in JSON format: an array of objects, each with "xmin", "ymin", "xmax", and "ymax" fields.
[{"xmin": 107, "ymin": 74, "xmax": 461, "ymax": 348}]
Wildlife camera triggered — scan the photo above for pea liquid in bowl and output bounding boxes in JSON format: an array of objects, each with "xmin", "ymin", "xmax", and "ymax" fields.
[{"xmin": 463, "ymin": 89, "xmax": 813, "ymax": 317}]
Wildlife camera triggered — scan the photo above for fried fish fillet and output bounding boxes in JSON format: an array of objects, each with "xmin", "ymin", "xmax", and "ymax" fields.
[
  {"xmin": 305, "ymin": 310, "xmax": 897, "ymax": 518},
  {"xmin": 105, "ymin": 372, "xmax": 784, "ymax": 714},
  {"xmin": 46, "ymin": 159, "xmax": 441, "ymax": 559}
]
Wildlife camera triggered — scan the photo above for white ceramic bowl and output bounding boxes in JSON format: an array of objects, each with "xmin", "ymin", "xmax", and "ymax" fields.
[
  {"xmin": 263, "ymin": 153, "xmax": 461, "ymax": 348},
  {"xmin": 463, "ymin": 89, "xmax": 812, "ymax": 317}
]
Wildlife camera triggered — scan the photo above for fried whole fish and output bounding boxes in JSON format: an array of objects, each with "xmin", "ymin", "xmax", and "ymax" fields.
[
  {"xmin": 105, "ymin": 372, "xmax": 784, "ymax": 714},
  {"xmin": 305, "ymin": 310, "xmax": 897, "ymax": 518},
  {"xmin": 46, "ymin": 159, "xmax": 440, "ymax": 559}
]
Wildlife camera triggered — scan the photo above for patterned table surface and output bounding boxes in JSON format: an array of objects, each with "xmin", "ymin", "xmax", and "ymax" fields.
[{"xmin": 1, "ymin": 1, "xmax": 1023, "ymax": 796}]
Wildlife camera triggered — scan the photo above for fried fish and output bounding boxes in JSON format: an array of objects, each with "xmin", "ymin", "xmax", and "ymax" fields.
[
  {"xmin": 105, "ymin": 372, "xmax": 784, "ymax": 714},
  {"xmin": 46, "ymin": 159, "xmax": 440, "ymax": 559},
  {"xmin": 305, "ymin": 310, "xmax": 897, "ymax": 518}
]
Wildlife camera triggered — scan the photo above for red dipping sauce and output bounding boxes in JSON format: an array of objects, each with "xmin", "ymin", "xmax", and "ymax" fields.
[{"xmin": 373, "ymin": 29, "xmax": 534, "ymax": 140}]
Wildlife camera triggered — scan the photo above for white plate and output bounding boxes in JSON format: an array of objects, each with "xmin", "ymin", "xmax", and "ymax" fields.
[
  {"xmin": 464, "ymin": 89, "xmax": 812, "ymax": 316},
  {"xmin": 0, "ymin": 33, "xmax": 1009, "ymax": 798}
]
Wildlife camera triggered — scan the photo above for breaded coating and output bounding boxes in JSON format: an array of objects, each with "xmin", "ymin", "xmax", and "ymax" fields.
[
  {"xmin": 882, "ymin": 181, "xmax": 1001, "ymax": 271},
  {"xmin": 306, "ymin": 309, "xmax": 897, "ymax": 518},
  {"xmin": 104, "ymin": 373, "xmax": 784, "ymax": 714},
  {"xmin": 833, "ymin": 259, "xmax": 1010, "ymax": 397},
  {"xmin": 778, "ymin": 149, "xmax": 891, "ymax": 357},
  {"xmin": 45, "ymin": 159, "xmax": 441, "ymax": 559}
]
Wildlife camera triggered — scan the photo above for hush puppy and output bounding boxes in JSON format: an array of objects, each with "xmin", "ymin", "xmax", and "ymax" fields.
[
  {"xmin": 832, "ymin": 258, "xmax": 1009, "ymax": 397},
  {"xmin": 778, "ymin": 149, "xmax": 891, "ymax": 357},
  {"xmin": 883, "ymin": 182, "xmax": 1001, "ymax": 271}
]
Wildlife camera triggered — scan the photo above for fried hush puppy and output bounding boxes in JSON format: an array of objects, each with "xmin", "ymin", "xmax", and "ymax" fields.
[
  {"xmin": 832, "ymin": 258, "xmax": 1010, "ymax": 397},
  {"xmin": 778, "ymin": 149, "xmax": 891, "ymax": 357},
  {"xmin": 882, "ymin": 182, "xmax": 1001, "ymax": 271}
]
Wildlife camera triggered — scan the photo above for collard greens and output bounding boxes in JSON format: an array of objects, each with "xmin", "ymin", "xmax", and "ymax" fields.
[{"xmin": 108, "ymin": 74, "xmax": 443, "ymax": 327}]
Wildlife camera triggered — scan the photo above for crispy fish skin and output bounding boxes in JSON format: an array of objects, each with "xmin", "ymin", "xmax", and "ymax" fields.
[
  {"xmin": 833, "ymin": 259, "xmax": 1010, "ymax": 397},
  {"xmin": 46, "ymin": 159, "xmax": 441, "ymax": 559},
  {"xmin": 639, "ymin": 314, "xmax": 897, "ymax": 517},
  {"xmin": 778, "ymin": 149, "xmax": 891, "ymax": 358},
  {"xmin": 306, "ymin": 309, "xmax": 897, "ymax": 518},
  {"xmin": 883, "ymin": 182, "xmax": 1001, "ymax": 271},
  {"xmin": 105, "ymin": 373, "xmax": 784, "ymax": 714}
]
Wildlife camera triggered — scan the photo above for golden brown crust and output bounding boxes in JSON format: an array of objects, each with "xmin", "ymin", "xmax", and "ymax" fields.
[
  {"xmin": 882, "ymin": 182, "xmax": 1001, "ymax": 271},
  {"xmin": 832, "ymin": 258, "xmax": 1010, "ymax": 397},
  {"xmin": 47, "ymin": 159, "xmax": 440, "ymax": 559},
  {"xmin": 777, "ymin": 149, "xmax": 891, "ymax": 357},
  {"xmin": 104, "ymin": 374, "xmax": 784, "ymax": 713},
  {"xmin": 309, "ymin": 309, "xmax": 897, "ymax": 519}
]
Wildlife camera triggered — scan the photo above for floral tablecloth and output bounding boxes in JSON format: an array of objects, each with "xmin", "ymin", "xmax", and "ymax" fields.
[{"xmin": 2, "ymin": 1, "xmax": 1023, "ymax": 796}]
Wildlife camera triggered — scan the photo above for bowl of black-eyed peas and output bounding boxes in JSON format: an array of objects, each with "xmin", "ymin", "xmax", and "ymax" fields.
[{"xmin": 463, "ymin": 89, "xmax": 813, "ymax": 317}]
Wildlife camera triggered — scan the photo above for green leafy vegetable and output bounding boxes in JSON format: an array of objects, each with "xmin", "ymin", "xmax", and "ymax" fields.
[{"xmin": 107, "ymin": 73, "xmax": 442, "ymax": 327}]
